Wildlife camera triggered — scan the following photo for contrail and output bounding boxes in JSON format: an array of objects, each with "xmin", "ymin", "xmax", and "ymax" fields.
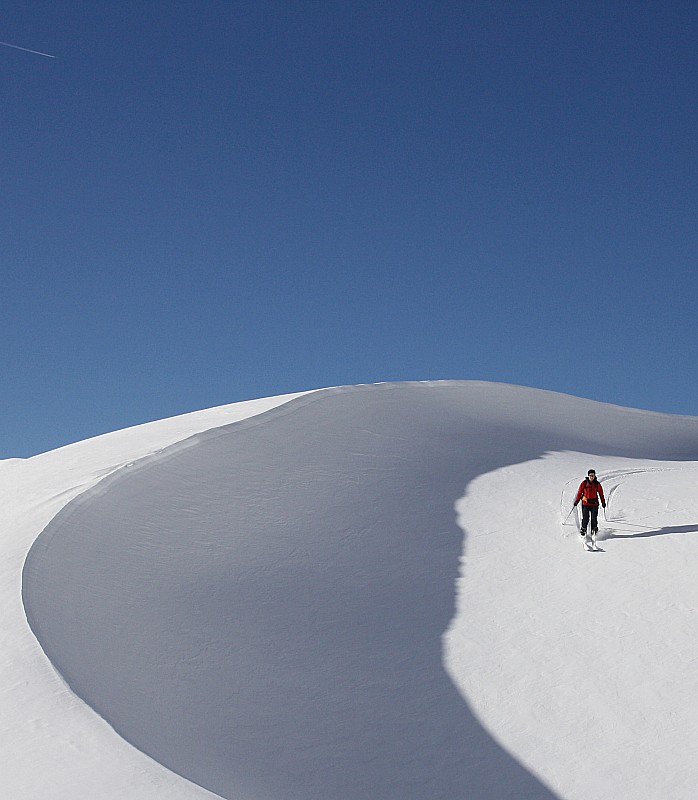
[{"xmin": 0, "ymin": 40, "xmax": 55, "ymax": 59}]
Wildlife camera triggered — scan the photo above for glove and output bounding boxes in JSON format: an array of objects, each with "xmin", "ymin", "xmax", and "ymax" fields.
[
  {"xmin": 602, "ymin": 502, "xmax": 606, "ymax": 508},
  {"xmin": 573, "ymin": 501, "xmax": 579, "ymax": 507}
]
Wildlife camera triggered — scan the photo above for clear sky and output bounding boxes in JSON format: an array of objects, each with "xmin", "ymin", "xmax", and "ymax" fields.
[{"xmin": 2, "ymin": 1, "xmax": 697, "ymax": 457}]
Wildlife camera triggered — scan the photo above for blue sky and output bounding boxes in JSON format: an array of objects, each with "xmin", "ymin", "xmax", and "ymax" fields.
[{"xmin": 2, "ymin": 1, "xmax": 697, "ymax": 457}]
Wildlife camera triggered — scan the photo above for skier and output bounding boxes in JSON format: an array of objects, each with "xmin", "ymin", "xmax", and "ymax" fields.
[{"xmin": 573, "ymin": 469, "xmax": 606, "ymax": 547}]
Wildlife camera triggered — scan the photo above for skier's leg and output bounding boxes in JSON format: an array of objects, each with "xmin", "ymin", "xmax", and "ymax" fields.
[
  {"xmin": 590, "ymin": 506, "xmax": 599, "ymax": 534},
  {"xmin": 580, "ymin": 504, "xmax": 590, "ymax": 535}
]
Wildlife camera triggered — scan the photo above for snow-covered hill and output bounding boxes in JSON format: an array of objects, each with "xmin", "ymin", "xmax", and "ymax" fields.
[{"xmin": 5, "ymin": 382, "xmax": 698, "ymax": 799}]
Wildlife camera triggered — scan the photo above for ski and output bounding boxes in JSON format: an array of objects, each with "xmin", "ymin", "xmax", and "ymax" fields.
[{"xmin": 582, "ymin": 533, "xmax": 601, "ymax": 551}]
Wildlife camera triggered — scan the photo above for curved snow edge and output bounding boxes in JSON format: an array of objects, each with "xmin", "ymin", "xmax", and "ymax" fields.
[{"xmin": 9, "ymin": 389, "xmax": 314, "ymax": 800}]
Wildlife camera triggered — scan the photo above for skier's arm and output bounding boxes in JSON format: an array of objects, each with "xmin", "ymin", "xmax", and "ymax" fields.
[
  {"xmin": 598, "ymin": 483, "xmax": 606, "ymax": 507},
  {"xmin": 573, "ymin": 481, "xmax": 584, "ymax": 506}
]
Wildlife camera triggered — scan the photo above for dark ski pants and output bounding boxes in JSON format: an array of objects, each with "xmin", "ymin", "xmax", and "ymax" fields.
[{"xmin": 581, "ymin": 503, "xmax": 599, "ymax": 533}]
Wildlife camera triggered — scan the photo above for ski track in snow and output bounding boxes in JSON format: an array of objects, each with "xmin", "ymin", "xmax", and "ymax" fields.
[{"xmin": 8, "ymin": 381, "xmax": 698, "ymax": 799}]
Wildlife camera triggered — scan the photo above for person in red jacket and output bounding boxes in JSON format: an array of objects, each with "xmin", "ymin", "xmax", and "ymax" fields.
[{"xmin": 573, "ymin": 469, "xmax": 606, "ymax": 539}]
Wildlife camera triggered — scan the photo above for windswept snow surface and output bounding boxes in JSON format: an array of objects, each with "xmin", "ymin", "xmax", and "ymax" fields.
[
  {"xmin": 1, "ymin": 391, "xmax": 308, "ymax": 800},
  {"xmin": 10, "ymin": 381, "xmax": 698, "ymax": 799}
]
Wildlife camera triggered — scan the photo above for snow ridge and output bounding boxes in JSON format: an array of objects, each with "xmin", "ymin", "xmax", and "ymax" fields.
[{"xmin": 18, "ymin": 382, "xmax": 698, "ymax": 799}]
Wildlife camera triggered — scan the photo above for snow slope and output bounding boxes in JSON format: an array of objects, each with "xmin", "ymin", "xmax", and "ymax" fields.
[
  {"xmin": 1, "ymin": 391, "xmax": 308, "ymax": 800},
  {"xmin": 7, "ymin": 381, "xmax": 698, "ymax": 798},
  {"xmin": 449, "ymin": 453, "xmax": 698, "ymax": 799}
]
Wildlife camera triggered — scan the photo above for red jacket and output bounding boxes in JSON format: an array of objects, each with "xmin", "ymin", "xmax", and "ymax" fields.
[{"xmin": 575, "ymin": 478, "xmax": 605, "ymax": 507}]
